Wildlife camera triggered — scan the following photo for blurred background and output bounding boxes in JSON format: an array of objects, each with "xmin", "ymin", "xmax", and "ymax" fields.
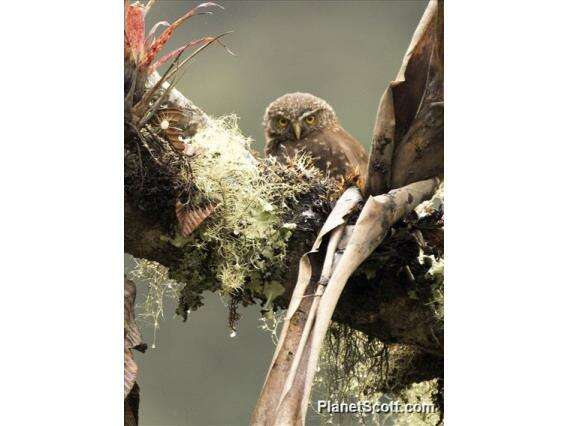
[{"xmin": 131, "ymin": 1, "xmax": 428, "ymax": 425}]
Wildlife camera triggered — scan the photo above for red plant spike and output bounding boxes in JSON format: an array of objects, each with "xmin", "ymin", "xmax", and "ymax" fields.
[
  {"xmin": 124, "ymin": 2, "xmax": 148, "ymax": 62},
  {"xmin": 149, "ymin": 38, "xmax": 211, "ymax": 73},
  {"xmin": 125, "ymin": 1, "xmax": 223, "ymax": 70}
]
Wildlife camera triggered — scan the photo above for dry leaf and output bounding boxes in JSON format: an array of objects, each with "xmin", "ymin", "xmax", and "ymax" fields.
[
  {"xmin": 175, "ymin": 202, "xmax": 218, "ymax": 237},
  {"xmin": 365, "ymin": 0, "xmax": 443, "ymax": 196}
]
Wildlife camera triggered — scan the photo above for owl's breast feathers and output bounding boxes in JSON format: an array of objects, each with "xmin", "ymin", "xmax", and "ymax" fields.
[{"xmin": 265, "ymin": 125, "xmax": 369, "ymax": 183}]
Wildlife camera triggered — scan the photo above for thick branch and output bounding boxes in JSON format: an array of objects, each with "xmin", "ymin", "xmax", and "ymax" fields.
[{"xmin": 125, "ymin": 74, "xmax": 442, "ymax": 350}]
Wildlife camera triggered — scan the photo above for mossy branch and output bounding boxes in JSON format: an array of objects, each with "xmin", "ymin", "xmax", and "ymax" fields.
[
  {"xmin": 124, "ymin": 3, "xmax": 444, "ymax": 424},
  {"xmin": 124, "ymin": 67, "xmax": 444, "ymax": 361}
]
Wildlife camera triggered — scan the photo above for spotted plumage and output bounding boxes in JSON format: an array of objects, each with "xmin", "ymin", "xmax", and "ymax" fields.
[{"xmin": 263, "ymin": 93, "xmax": 368, "ymax": 183}]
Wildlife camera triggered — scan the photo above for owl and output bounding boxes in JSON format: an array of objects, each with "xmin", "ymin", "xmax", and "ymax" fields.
[{"xmin": 263, "ymin": 92, "xmax": 369, "ymax": 183}]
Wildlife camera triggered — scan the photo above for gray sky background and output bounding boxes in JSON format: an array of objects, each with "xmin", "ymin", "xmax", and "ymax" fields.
[{"xmin": 132, "ymin": 1, "xmax": 427, "ymax": 425}]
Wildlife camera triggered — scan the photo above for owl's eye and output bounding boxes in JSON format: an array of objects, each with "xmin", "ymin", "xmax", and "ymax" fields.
[
  {"xmin": 277, "ymin": 117, "xmax": 289, "ymax": 128},
  {"xmin": 304, "ymin": 115, "xmax": 317, "ymax": 125}
]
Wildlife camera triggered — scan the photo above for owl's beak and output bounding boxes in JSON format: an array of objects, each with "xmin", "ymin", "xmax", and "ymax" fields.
[{"xmin": 292, "ymin": 121, "xmax": 302, "ymax": 140}]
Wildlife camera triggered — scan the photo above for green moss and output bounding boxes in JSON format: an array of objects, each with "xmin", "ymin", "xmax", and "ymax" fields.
[
  {"xmin": 261, "ymin": 280, "xmax": 286, "ymax": 311},
  {"xmin": 173, "ymin": 242, "xmax": 219, "ymax": 318},
  {"xmin": 174, "ymin": 114, "xmax": 337, "ymax": 303}
]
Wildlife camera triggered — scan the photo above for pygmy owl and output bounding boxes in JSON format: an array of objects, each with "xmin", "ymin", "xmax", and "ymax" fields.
[{"xmin": 263, "ymin": 92, "xmax": 369, "ymax": 182}]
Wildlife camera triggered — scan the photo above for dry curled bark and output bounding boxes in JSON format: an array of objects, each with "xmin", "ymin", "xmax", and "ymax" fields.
[
  {"xmin": 365, "ymin": 0, "xmax": 443, "ymax": 196},
  {"xmin": 124, "ymin": 383, "xmax": 140, "ymax": 426},
  {"xmin": 124, "ymin": 278, "xmax": 145, "ymax": 426}
]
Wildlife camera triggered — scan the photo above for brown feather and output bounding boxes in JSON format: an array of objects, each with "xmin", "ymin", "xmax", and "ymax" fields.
[{"xmin": 268, "ymin": 125, "xmax": 368, "ymax": 184}]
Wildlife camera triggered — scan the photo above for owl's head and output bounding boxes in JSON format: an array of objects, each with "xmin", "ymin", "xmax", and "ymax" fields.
[{"xmin": 263, "ymin": 92, "xmax": 337, "ymax": 142}]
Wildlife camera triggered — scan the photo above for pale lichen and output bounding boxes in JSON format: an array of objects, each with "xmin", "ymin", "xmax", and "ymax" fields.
[
  {"xmin": 396, "ymin": 380, "xmax": 441, "ymax": 426},
  {"xmin": 421, "ymin": 254, "xmax": 444, "ymax": 322},
  {"xmin": 314, "ymin": 322, "xmax": 443, "ymax": 424},
  {"xmin": 126, "ymin": 257, "xmax": 183, "ymax": 348},
  {"xmin": 176, "ymin": 114, "xmax": 335, "ymax": 297}
]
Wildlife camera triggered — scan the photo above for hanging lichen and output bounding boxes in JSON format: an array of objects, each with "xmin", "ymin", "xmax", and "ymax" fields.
[
  {"xmin": 313, "ymin": 236, "xmax": 444, "ymax": 425},
  {"xmin": 126, "ymin": 258, "xmax": 183, "ymax": 349},
  {"xmin": 313, "ymin": 322, "xmax": 443, "ymax": 426}
]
